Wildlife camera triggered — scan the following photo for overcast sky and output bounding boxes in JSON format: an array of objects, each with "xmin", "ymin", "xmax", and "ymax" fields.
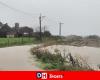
[{"xmin": 0, "ymin": 0, "xmax": 100, "ymax": 36}]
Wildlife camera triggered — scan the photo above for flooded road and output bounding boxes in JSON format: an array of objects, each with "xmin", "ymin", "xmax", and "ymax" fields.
[
  {"xmin": 0, "ymin": 45, "xmax": 100, "ymax": 70},
  {"xmin": 0, "ymin": 45, "xmax": 41, "ymax": 71}
]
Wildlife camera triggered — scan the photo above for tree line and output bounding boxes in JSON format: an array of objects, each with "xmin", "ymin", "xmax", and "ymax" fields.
[{"xmin": 0, "ymin": 22, "xmax": 51, "ymax": 38}]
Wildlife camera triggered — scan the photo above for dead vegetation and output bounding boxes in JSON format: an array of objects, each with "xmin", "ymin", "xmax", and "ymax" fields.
[
  {"xmin": 57, "ymin": 35, "xmax": 100, "ymax": 47},
  {"xmin": 31, "ymin": 45, "xmax": 93, "ymax": 71}
]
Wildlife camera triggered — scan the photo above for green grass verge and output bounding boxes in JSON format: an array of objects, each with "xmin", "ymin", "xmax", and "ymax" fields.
[{"xmin": 0, "ymin": 37, "xmax": 40, "ymax": 47}]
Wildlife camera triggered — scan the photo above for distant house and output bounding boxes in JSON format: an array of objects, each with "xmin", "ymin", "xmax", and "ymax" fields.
[
  {"xmin": 6, "ymin": 31, "xmax": 16, "ymax": 38},
  {"xmin": 23, "ymin": 32, "xmax": 29, "ymax": 36},
  {"xmin": 0, "ymin": 22, "xmax": 34, "ymax": 37},
  {"xmin": 18, "ymin": 26, "xmax": 33, "ymax": 37},
  {"xmin": 11, "ymin": 25, "xmax": 34, "ymax": 37}
]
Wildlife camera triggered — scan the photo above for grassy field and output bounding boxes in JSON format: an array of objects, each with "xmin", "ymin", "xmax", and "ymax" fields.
[
  {"xmin": 0, "ymin": 37, "xmax": 36, "ymax": 47},
  {"xmin": 0, "ymin": 36, "xmax": 59, "ymax": 48}
]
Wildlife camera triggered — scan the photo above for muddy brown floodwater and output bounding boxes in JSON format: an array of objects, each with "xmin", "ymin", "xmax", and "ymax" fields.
[
  {"xmin": 44, "ymin": 45, "xmax": 100, "ymax": 70},
  {"xmin": 0, "ymin": 45, "xmax": 41, "ymax": 71},
  {"xmin": 0, "ymin": 45, "xmax": 100, "ymax": 71}
]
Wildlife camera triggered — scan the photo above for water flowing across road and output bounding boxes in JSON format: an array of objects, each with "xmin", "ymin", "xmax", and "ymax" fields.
[
  {"xmin": 0, "ymin": 45, "xmax": 100, "ymax": 70},
  {"xmin": 0, "ymin": 45, "xmax": 41, "ymax": 71}
]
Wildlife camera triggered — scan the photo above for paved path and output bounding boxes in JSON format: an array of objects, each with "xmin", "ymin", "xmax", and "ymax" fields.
[{"xmin": 0, "ymin": 45, "xmax": 41, "ymax": 71}]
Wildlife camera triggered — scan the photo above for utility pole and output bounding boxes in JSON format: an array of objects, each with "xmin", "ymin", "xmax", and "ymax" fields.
[
  {"xmin": 39, "ymin": 14, "xmax": 42, "ymax": 40},
  {"xmin": 39, "ymin": 14, "xmax": 45, "ymax": 41},
  {"xmin": 59, "ymin": 22, "xmax": 64, "ymax": 36}
]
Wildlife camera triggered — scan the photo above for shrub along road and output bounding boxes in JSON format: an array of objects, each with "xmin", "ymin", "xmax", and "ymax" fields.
[{"xmin": 0, "ymin": 45, "xmax": 41, "ymax": 71}]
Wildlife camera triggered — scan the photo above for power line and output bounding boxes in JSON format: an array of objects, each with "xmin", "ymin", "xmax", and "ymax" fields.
[
  {"xmin": 0, "ymin": 1, "xmax": 39, "ymax": 16},
  {"xmin": 0, "ymin": 1, "xmax": 65, "ymax": 36},
  {"xmin": 0, "ymin": 1, "xmax": 58, "ymax": 25}
]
